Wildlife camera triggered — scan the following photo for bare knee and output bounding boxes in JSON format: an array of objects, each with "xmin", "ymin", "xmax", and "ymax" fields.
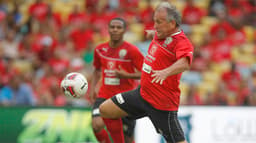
[
  {"xmin": 99, "ymin": 100, "xmax": 113, "ymax": 118},
  {"xmin": 91, "ymin": 116, "xmax": 105, "ymax": 133}
]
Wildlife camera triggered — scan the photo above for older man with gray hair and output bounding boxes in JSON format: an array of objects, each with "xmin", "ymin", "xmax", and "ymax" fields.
[{"xmin": 99, "ymin": 2, "xmax": 194, "ymax": 143}]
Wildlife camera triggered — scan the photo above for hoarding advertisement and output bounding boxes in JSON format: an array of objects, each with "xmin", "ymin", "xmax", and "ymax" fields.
[
  {"xmin": 1, "ymin": 107, "xmax": 256, "ymax": 143},
  {"xmin": 135, "ymin": 107, "xmax": 256, "ymax": 143},
  {"xmin": 0, "ymin": 107, "xmax": 97, "ymax": 143}
]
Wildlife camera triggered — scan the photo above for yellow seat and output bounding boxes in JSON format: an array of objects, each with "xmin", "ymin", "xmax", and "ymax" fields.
[
  {"xmin": 194, "ymin": 0, "xmax": 210, "ymax": 9},
  {"xmin": 200, "ymin": 16, "xmax": 218, "ymax": 27},
  {"xmin": 197, "ymin": 81, "xmax": 217, "ymax": 97},
  {"xmin": 191, "ymin": 24, "xmax": 208, "ymax": 35},
  {"xmin": 241, "ymin": 43, "xmax": 255, "ymax": 55},
  {"xmin": 190, "ymin": 33, "xmax": 204, "ymax": 46},
  {"xmin": 202, "ymin": 71, "xmax": 220, "ymax": 84},
  {"xmin": 244, "ymin": 26, "xmax": 255, "ymax": 43},
  {"xmin": 210, "ymin": 61, "xmax": 230, "ymax": 75}
]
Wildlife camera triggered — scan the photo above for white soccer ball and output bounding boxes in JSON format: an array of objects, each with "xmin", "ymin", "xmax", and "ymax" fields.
[{"xmin": 61, "ymin": 72, "xmax": 88, "ymax": 98}]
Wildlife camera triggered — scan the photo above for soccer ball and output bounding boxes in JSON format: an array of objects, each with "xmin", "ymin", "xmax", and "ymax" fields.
[{"xmin": 61, "ymin": 72, "xmax": 88, "ymax": 98}]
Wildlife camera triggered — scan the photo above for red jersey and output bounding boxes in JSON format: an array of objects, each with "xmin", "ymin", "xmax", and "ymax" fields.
[
  {"xmin": 94, "ymin": 41, "xmax": 144, "ymax": 99},
  {"xmin": 140, "ymin": 31, "xmax": 194, "ymax": 111}
]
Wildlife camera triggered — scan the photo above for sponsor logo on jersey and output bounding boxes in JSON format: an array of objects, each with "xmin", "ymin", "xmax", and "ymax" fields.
[
  {"xmin": 102, "ymin": 47, "xmax": 108, "ymax": 52},
  {"xmin": 107, "ymin": 61, "xmax": 115, "ymax": 69},
  {"xmin": 119, "ymin": 49, "xmax": 127, "ymax": 59},
  {"xmin": 163, "ymin": 37, "xmax": 173, "ymax": 47},
  {"xmin": 149, "ymin": 44, "xmax": 157, "ymax": 55}
]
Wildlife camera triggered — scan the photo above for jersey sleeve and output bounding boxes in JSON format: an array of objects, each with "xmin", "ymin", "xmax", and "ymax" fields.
[
  {"xmin": 175, "ymin": 39, "xmax": 194, "ymax": 65},
  {"xmin": 93, "ymin": 46, "xmax": 101, "ymax": 70},
  {"xmin": 129, "ymin": 45, "xmax": 144, "ymax": 71}
]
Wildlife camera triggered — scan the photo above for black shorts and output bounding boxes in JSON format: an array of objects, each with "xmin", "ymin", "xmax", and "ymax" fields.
[
  {"xmin": 92, "ymin": 98, "xmax": 136, "ymax": 137},
  {"xmin": 111, "ymin": 87, "xmax": 185, "ymax": 143}
]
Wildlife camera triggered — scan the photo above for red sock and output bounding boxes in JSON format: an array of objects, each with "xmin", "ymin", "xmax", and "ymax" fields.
[
  {"xmin": 94, "ymin": 129, "xmax": 111, "ymax": 143},
  {"xmin": 103, "ymin": 118, "xmax": 125, "ymax": 143}
]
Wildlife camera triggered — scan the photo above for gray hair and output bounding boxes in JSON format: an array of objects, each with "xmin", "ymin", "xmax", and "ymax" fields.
[{"xmin": 155, "ymin": 2, "xmax": 182, "ymax": 26}]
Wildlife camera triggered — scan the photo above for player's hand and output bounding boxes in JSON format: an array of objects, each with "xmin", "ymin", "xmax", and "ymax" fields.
[
  {"xmin": 115, "ymin": 65, "xmax": 128, "ymax": 78},
  {"xmin": 151, "ymin": 69, "xmax": 169, "ymax": 85},
  {"xmin": 145, "ymin": 30, "xmax": 155, "ymax": 39}
]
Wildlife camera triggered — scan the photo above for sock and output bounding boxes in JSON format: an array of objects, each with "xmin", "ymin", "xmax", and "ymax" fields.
[
  {"xmin": 103, "ymin": 118, "xmax": 125, "ymax": 143},
  {"xmin": 94, "ymin": 129, "xmax": 111, "ymax": 143}
]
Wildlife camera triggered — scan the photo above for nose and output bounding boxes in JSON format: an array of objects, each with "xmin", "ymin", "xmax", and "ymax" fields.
[{"xmin": 154, "ymin": 23, "xmax": 158, "ymax": 29}]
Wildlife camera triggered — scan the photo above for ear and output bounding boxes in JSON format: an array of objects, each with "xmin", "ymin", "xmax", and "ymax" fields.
[{"xmin": 168, "ymin": 20, "xmax": 175, "ymax": 28}]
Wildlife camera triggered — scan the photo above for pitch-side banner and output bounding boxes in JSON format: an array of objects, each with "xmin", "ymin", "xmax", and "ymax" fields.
[
  {"xmin": 1, "ymin": 107, "xmax": 256, "ymax": 143},
  {"xmin": 0, "ymin": 107, "xmax": 97, "ymax": 143},
  {"xmin": 135, "ymin": 106, "xmax": 256, "ymax": 143}
]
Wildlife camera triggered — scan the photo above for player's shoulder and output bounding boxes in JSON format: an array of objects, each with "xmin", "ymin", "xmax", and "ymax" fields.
[
  {"xmin": 172, "ymin": 31, "xmax": 192, "ymax": 46},
  {"xmin": 122, "ymin": 41, "xmax": 140, "ymax": 51},
  {"xmin": 95, "ymin": 42, "xmax": 108, "ymax": 49}
]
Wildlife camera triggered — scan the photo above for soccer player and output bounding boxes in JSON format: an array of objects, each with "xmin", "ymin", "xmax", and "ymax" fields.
[
  {"xmin": 99, "ymin": 2, "xmax": 194, "ymax": 143},
  {"xmin": 89, "ymin": 17, "xmax": 144, "ymax": 143}
]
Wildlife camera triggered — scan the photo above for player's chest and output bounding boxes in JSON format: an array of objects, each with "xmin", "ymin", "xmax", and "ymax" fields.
[
  {"xmin": 146, "ymin": 39, "xmax": 176, "ymax": 62},
  {"xmin": 99, "ymin": 47, "xmax": 129, "ymax": 60}
]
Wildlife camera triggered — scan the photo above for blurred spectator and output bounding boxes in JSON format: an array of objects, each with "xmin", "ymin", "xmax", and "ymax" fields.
[
  {"xmin": 43, "ymin": 4, "xmax": 62, "ymax": 32},
  {"xmin": 225, "ymin": 0, "xmax": 252, "ymax": 18},
  {"xmin": 209, "ymin": 29, "xmax": 234, "ymax": 63},
  {"xmin": 249, "ymin": 64, "xmax": 256, "ymax": 92},
  {"xmin": 182, "ymin": 0, "xmax": 206, "ymax": 25},
  {"xmin": 69, "ymin": 22, "xmax": 93, "ymax": 51},
  {"xmin": 210, "ymin": 83, "xmax": 228, "ymax": 105},
  {"xmin": 238, "ymin": 78, "xmax": 251, "ymax": 105},
  {"xmin": 221, "ymin": 62, "xmax": 241, "ymax": 92},
  {"xmin": 190, "ymin": 47, "xmax": 209, "ymax": 72},
  {"xmin": 8, "ymin": 73, "xmax": 36, "ymax": 106},
  {"xmin": 0, "ymin": 79, "xmax": 12, "ymax": 106},
  {"xmin": 208, "ymin": 0, "xmax": 225, "ymax": 16},
  {"xmin": 0, "ymin": 29, "xmax": 19, "ymax": 59},
  {"xmin": 0, "ymin": 0, "xmax": 254, "ymax": 107},
  {"xmin": 29, "ymin": 0, "xmax": 48, "ymax": 21},
  {"xmin": 6, "ymin": 2, "xmax": 22, "ymax": 31},
  {"xmin": 67, "ymin": 4, "xmax": 87, "ymax": 26},
  {"xmin": 48, "ymin": 48, "xmax": 70, "ymax": 75},
  {"xmin": 229, "ymin": 13, "xmax": 246, "ymax": 45},
  {"xmin": 248, "ymin": 89, "xmax": 256, "ymax": 106},
  {"xmin": 140, "ymin": 0, "xmax": 154, "ymax": 32},
  {"xmin": 183, "ymin": 85, "xmax": 202, "ymax": 105},
  {"xmin": 0, "ymin": 10, "xmax": 6, "ymax": 40},
  {"xmin": 209, "ymin": 7, "xmax": 234, "ymax": 41}
]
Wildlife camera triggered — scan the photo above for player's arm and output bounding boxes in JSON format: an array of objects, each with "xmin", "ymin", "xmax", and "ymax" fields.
[
  {"xmin": 115, "ymin": 66, "xmax": 141, "ymax": 79},
  {"xmin": 89, "ymin": 69, "xmax": 101, "ymax": 102},
  {"xmin": 151, "ymin": 57, "xmax": 190, "ymax": 84}
]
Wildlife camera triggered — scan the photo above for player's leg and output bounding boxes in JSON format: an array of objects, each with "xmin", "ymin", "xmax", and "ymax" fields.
[
  {"xmin": 149, "ymin": 110, "xmax": 186, "ymax": 143},
  {"xmin": 100, "ymin": 97, "xmax": 128, "ymax": 119},
  {"xmin": 103, "ymin": 118, "xmax": 125, "ymax": 143},
  {"xmin": 100, "ymin": 86, "xmax": 147, "ymax": 143},
  {"xmin": 100, "ymin": 86, "xmax": 146, "ymax": 119},
  {"xmin": 122, "ymin": 116, "xmax": 136, "ymax": 143},
  {"xmin": 99, "ymin": 96, "xmax": 127, "ymax": 143},
  {"xmin": 91, "ymin": 98, "xmax": 111, "ymax": 143}
]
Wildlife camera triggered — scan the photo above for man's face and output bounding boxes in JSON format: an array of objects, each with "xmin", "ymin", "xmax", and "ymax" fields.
[
  {"xmin": 108, "ymin": 20, "xmax": 125, "ymax": 41},
  {"xmin": 154, "ymin": 8, "xmax": 175, "ymax": 39}
]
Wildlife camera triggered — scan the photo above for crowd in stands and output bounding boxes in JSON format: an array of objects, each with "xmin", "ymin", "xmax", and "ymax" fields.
[{"xmin": 0, "ymin": 0, "xmax": 255, "ymax": 107}]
